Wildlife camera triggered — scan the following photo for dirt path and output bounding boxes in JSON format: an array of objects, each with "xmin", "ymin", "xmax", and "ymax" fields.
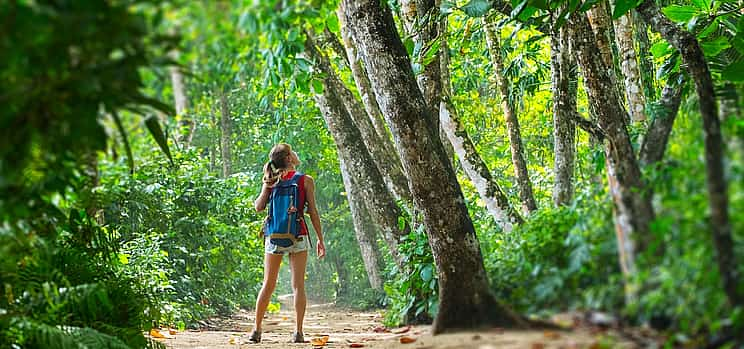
[{"xmin": 159, "ymin": 303, "xmax": 641, "ymax": 349}]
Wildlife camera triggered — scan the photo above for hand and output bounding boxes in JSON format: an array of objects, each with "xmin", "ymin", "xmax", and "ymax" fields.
[{"xmin": 316, "ymin": 239, "xmax": 326, "ymax": 259}]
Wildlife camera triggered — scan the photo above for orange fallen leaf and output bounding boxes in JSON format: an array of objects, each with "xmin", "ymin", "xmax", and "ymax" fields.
[
  {"xmin": 531, "ymin": 342, "xmax": 545, "ymax": 349},
  {"xmin": 393, "ymin": 325, "xmax": 411, "ymax": 334},
  {"xmin": 149, "ymin": 329, "xmax": 165, "ymax": 339},
  {"xmin": 168, "ymin": 328, "xmax": 177, "ymax": 335},
  {"xmin": 349, "ymin": 344, "xmax": 365, "ymax": 348},
  {"xmin": 311, "ymin": 335, "xmax": 330, "ymax": 347},
  {"xmin": 399, "ymin": 336, "xmax": 416, "ymax": 344},
  {"xmin": 543, "ymin": 331, "xmax": 561, "ymax": 340}
]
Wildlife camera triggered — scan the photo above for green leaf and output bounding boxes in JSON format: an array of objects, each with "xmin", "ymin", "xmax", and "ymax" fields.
[
  {"xmin": 690, "ymin": 0, "xmax": 710, "ymax": 11},
  {"xmin": 612, "ymin": 0, "xmax": 639, "ymax": 19},
  {"xmin": 700, "ymin": 36, "xmax": 730, "ymax": 57},
  {"xmin": 326, "ymin": 15, "xmax": 339, "ymax": 32},
  {"xmin": 651, "ymin": 41, "xmax": 672, "ymax": 58},
  {"xmin": 461, "ymin": 0, "xmax": 492, "ymax": 17},
  {"xmin": 311, "ymin": 79, "xmax": 324, "ymax": 94},
  {"xmin": 697, "ymin": 18, "xmax": 719, "ymax": 39},
  {"xmin": 111, "ymin": 110, "xmax": 134, "ymax": 174},
  {"xmin": 145, "ymin": 115, "xmax": 174, "ymax": 165},
  {"xmin": 722, "ymin": 61, "xmax": 744, "ymax": 82},
  {"xmin": 661, "ymin": 5, "xmax": 699, "ymax": 23},
  {"xmin": 420, "ymin": 264, "xmax": 434, "ymax": 282}
]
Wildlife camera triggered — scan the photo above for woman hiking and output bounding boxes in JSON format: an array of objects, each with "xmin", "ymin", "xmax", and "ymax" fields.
[{"xmin": 249, "ymin": 143, "xmax": 326, "ymax": 343}]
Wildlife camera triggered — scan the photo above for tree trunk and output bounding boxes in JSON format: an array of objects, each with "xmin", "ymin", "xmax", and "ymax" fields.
[
  {"xmin": 309, "ymin": 28, "xmax": 412, "ymax": 205},
  {"xmin": 219, "ymin": 92, "xmax": 232, "ymax": 177},
  {"xmin": 305, "ymin": 35, "xmax": 409, "ymax": 268},
  {"xmin": 636, "ymin": 0, "xmax": 741, "ymax": 308},
  {"xmin": 209, "ymin": 103, "xmax": 217, "ymax": 172},
  {"xmin": 484, "ymin": 14, "xmax": 538, "ymax": 214},
  {"xmin": 337, "ymin": 6, "xmax": 391, "ymax": 142},
  {"xmin": 399, "ymin": 0, "xmax": 455, "ymax": 161},
  {"xmin": 586, "ymin": 2, "xmax": 622, "ymax": 107},
  {"xmin": 339, "ymin": 156, "xmax": 385, "ymax": 290},
  {"xmin": 633, "ymin": 13, "xmax": 656, "ymax": 101},
  {"xmin": 341, "ymin": 0, "xmax": 527, "ymax": 333},
  {"xmin": 170, "ymin": 54, "xmax": 194, "ymax": 149},
  {"xmin": 569, "ymin": 12, "xmax": 656, "ymax": 302},
  {"xmin": 611, "ymin": 9, "xmax": 647, "ymax": 123},
  {"xmin": 550, "ymin": 23, "xmax": 577, "ymax": 207},
  {"xmin": 639, "ymin": 76, "xmax": 685, "ymax": 166},
  {"xmin": 439, "ymin": 100, "xmax": 524, "ymax": 231}
]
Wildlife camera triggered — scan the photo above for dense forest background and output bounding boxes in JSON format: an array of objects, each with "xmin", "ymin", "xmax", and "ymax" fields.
[{"xmin": 1, "ymin": 0, "xmax": 743, "ymax": 347}]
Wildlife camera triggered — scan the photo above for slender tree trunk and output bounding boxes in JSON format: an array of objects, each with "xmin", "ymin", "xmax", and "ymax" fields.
[
  {"xmin": 633, "ymin": 13, "xmax": 656, "ymax": 101},
  {"xmin": 569, "ymin": 12, "xmax": 656, "ymax": 302},
  {"xmin": 170, "ymin": 53, "xmax": 194, "ymax": 149},
  {"xmin": 586, "ymin": 2, "xmax": 622, "ymax": 106},
  {"xmin": 550, "ymin": 23, "xmax": 577, "ymax": 206},
  {"xmin": 337, "ymin": 6, "xmax": 391, "ymax": 142},
  {"xmin": 639, "ymin": 76, "xmax": 685, "ymax": 166},
  {"xmin": 218, "ymin": 92, "xmax": 232, "ymax": 177},
  {"xmin": 399, "ymin": 0, "xmax": 455, "ymax": 161},
  {"xmin": 341, "ymin": 0, "xmax": 527, "ymax": 333},
  {"xmin": 305, "ymin": 35, "xmax": 409, "ymax": 269},
  {"xmin": 439, "ymin": 100, "xmax": 524, "ymax": 231},
  {"xmin": 309, "ymin": 28, "xmax": 412, "ymax": 205},
  {"xmin": 339, "ymin": 156, "xmax": 385, "ymax": 290},
  {"xmin": 484, "ymin": 14, "xmax": 538, "ymax": 214},
  {"xmin": 611, "ymin": 8, "xmax": 647, "ymax": 122},
  {"xmin": 636, "ymin": 0, "xmax": 741, "ymax": 308},
  {"xmin": 209, "ymin": 103, "xmax": 217, "ymax": 172}
]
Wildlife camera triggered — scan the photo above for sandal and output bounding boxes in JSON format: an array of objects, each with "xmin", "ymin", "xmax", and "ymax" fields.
[
  {"xmin": 290, "ymin": 331, "xmax": 304, "ymax": 343},
  {"xmin": 248, "ymin": 330, "xmax": 261, "ymax": 343}
]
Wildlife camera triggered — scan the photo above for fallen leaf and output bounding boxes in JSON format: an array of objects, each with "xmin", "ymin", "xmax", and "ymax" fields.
[
  {"xmin": 228, "ymin": 337, "xmax": 236, "ymax": 344},
  {"xmin": 543, "ymin": 331, "xmax": 561, "ymax": 340},
  {"xmin": 311, "ymin": 335, "xmax": 330, "ymax": 347},
  {"xmin": 149, "ymin": 329, "xmax": 165, "ymax": 339},
  {"xmin": 168, "ymin": 328, "xmax": 177, "ymax": 335},
  {"xmin": 399, "ymin": 336, "xmax": 417, "ymax": 344},
  {"xmin": 472, "ymin": 334, "xmax": 482, "ymax": 340},
  {"xmin": 372, "ymin": 326, "xmax": 389, "ymax": 333},
  {"xmin": 588, "ymin": 342, "xmax": 602, "ymax": 349},
  {"xmin": 393, "ymin": 325, "xmax": 411, "ymax": 334},
  {"xmin": 531, "ymin": 342, "xmax": 545, "ymax": 349},
  {"xmin": 282, "ymin": 317, "xmax": 288, "ymax": 321},
  {"xmin": 350, "ymin": 344, "xmax": 365, "ymax": 348}
]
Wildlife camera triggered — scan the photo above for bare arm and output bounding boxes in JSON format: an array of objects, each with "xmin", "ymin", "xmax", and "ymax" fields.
[
  {"xmin": 304, "ymin": 175, "xmax": 325, "ymax": 257},
  {"xmin": 254, "ymin": 182, "xmax": 272, "ymax": 212}
]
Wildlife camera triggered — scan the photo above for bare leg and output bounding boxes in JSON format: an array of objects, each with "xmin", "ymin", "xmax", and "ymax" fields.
[
  {"xmin": 289, "ymin": 250, "xmax": 308, "ymax": 334},
  {"xmin": 253, "ymin": 253, "xmax": 283, "ymax": 332}
]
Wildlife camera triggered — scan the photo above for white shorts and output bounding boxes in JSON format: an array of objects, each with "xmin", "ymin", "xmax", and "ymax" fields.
[{"xmin": 265, "ymin": 236, "xmax": 310, "ymax": 255}]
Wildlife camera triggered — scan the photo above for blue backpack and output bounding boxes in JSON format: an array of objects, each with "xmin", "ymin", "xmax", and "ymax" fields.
[{"xmin": 265, "ymin": 172, "xmax": 305, "ymax": 247}]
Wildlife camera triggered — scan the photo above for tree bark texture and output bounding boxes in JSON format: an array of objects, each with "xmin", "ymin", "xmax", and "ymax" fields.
[
  {"xmin": 586, "ymin": 2, "xmax": 622, "ymax": 107},
  {"xmin": 633, "ymin": 12, "xmax": 656, "ymax": 101},
  {"xmin": 639, "ymin": 76, "xmax": 685, "ymax": 166},
  {"xmin": 309, "ymin": 28, "xmax": 412, "ymax": 205},
  {"xmin": 218, "ymin": 92, "xmax": 232, "ymax": 177},
  {"xmin": 550, "ymin": 23, "xmax": 577, "ymax": 207},
  {"xmin": 337, "ymin": 5, "xmax": 392, "ymax": 142},
  {"xmin": 339, "ymin": 156, "xmax": 385, "ymax": 290},
  {"xmin": 636, "ymin": 0, "xmax": 741, "ymax": 308},
  {"xmin": 305, "ymin": 35, "xmax": 409, "ymax": 267},
  {"xmin": 611, "ymin": 9, "xmax": 648, "ymax": 122},
  {"xmin": 399, "ymin": 0, "xmax": 455, "ymax": 160},
  {"xmin": 484, "ymin": 14, "xmax": 538, "ymax": 214},
  {"xmin": 569, "ymin": 12, "xmax": 656, "ymax": 301},
  {"xmin": 341, "ymin": 0, "xmax": 527, "ymax": 333},
  {"xmin": 439, "ymin": 100, "xmax": 524, "ymax": 231},
  {"xmin": 170, "ymin": 55, "xmax": 194, "ymax": 149}
]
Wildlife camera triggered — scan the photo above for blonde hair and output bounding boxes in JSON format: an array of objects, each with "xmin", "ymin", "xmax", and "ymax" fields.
[{"xmin": 262, "ymin": 143, "xmax": 292, "ymax": 186}]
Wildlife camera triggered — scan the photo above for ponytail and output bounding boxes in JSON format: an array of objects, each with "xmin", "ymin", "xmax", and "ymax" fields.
[{"xmin": 262, "ymin": 143, "xmax": 292, "ymax": 186}]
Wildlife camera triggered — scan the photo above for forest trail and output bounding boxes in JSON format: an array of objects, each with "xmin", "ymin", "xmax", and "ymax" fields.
[{"xmin": 160, "ymin": 301, "xmax": 639, "ymax": 349}]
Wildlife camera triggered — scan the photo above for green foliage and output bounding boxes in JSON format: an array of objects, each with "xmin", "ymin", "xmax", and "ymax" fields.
[
  {"xmin": 383, "ymin": 226, "xmax": 439, "ymax": 327},
  {"xmin": 99, "ymin": 152, "xmax": 265, "ymax": 325},
  {"xmin": 482, "ymin": 200, "xmax": 623, "ymax": 315}
]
